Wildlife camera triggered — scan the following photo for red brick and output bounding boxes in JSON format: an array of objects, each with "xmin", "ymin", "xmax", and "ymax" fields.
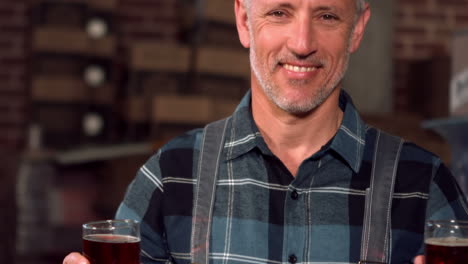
[
  {"xmin": 0, "ymin": 113, "xmax": 25, "ymax": 126},
  {"xmin": 456, "ymin": 13, "xmax": 468, "ymax": 24},
  {"xmin": 437, "ymin": 0, "xmax": 468, "ymax": 7},
  {"xmin": 0, "ymin": 39, "xmax": 13, "ymax": 50},
  {"xmin": 413, "ymin": 42, "xmax": 444, "ymax": 53},
  {"xmin": 395, "ymin": 26, "xmax": 427, "ymax": 37},
  {"xmin": 399, "ymin": 0, "xmax": 429, "ymax": 3},
  {"xmin": 0, "ymin": 24, "xmax": 27, "ymax": 34},
  {"xmin": 117, "ymin": 13, "xmax": 145, "ymax": 24},
  {"xmin": 0, "ymin": 126, "xmax": 26, "ymax": 149},
  {"xmin": 413, "ymin": 11, "xmax": 447, "ymax": 23},
  {"xmin": 0, "ymin": 78, "xmax": 26, "ymax": 93},
  {"xmin": 119, "ymin": 0, "xmax": 175, "ymax": 7},
  {"xmin": 435, "ymin": 28, "xmax": 455, "ymax": 41},
  {"xmin": 0, "ymin": 95, "xmax": 25, "ymax": 107},
  {"xmin": 393, "ymin": 42, "xmax": 406, "ymax": 53},
  {"xmin": 0, "ymin": 35, "xmax": 24, "ymax": 44}
]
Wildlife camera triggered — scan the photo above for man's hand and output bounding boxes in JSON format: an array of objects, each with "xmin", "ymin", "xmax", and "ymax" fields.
[
  {"xmin": 63, "ymin": 252, "xmax": 89, "ymax": 264},
  {"xmin": 414, "ymin": 255, "xmax": 425, "ymax": 264}
]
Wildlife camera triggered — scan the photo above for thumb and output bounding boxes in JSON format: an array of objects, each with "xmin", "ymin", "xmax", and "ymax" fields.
[
  {"xmin": 63, "ymin": 252, "xmax": 90, "ymax": 264},
  {"xmin": 413, "ymin": 255, "xmax": 425, "ymax": 264}
]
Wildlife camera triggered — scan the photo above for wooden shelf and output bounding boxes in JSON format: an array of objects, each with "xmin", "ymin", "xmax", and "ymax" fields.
[
  {"xmin": 362, "ymin": 112, "xmax": 451, "ymax": 164},
  {"xmin": 130, "ymin": 42, "xmax": 191, "ymax": 73},
  {"xmin": 23, "ymin": 142, "xmax": 152, "ymax": 165},
  {"xmin": 197, "ymin": 46, "xmax": 250, "ymax": 79},
  {"xmin": 204, "ymin": 0, "xmax": 235, "ymax": 24},
  {"xmin": 33, "ymin": 0, "xmax": 117, "ymax": 11},
  {"xmin": 124, "ymin": 96, "xmax": 150, "ymax": 123},
  {"xmin": 55, "ymin": 142, "xmax": 152, "ymax": 165},
  {"xmin": 32, "ymin": 76, "xmax": 86, "ymax": 102},
  {"xmin": 32, "ymin": 76, "xmax": 114, "ymax": 104},
  {"xmin": 152, "ymin": 95, "xmax": 237, "ymax": 124},
  {"xmin": 33, "ymin": 26, "xmax": 116, "ymax": 57},
  {"xmin": 88, "ymin": 0, "xmax": 117, "ymax": 11}
]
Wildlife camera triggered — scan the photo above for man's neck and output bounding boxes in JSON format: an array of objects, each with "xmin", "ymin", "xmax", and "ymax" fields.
[{"xmin": 251, "ymin": 88, "xmax": 343, "ymax": 177}]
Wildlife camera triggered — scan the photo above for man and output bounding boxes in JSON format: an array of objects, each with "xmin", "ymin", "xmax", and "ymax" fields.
[{"xmin": 64, "ymin": 0, "xmax": 468, "ymax": 263}]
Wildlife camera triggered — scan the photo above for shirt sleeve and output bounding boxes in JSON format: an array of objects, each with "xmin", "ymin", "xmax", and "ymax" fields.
[
  {"xmin": 415, "ymin": 161, "xmax": 468, "ymax": 257},
  {"xmin": 115, "ymin": 150, "xmax": 171, "ymax": 264},
  {"xmin": 426, "ymin": 162, "xmax": 468, "ymax": 221}
]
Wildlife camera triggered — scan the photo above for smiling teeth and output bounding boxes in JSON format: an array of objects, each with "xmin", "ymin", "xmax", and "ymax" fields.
[{"xmin": 284, "ymin": 64, "xmax": 317, "ymax": 72}]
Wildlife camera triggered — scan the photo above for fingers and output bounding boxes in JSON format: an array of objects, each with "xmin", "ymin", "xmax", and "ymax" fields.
[
  {"xmin": 413, "ymin": 255, "xmax": 425, "ymax": 264},
  {"xmin": 63, "ymin": 252, "xmax": 89, "ymax": 264}
]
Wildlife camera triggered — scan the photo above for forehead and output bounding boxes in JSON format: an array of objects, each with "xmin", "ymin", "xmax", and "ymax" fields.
[{"xmin": 250, "ymin": 0, "xmax": 357, "ymax": 12}]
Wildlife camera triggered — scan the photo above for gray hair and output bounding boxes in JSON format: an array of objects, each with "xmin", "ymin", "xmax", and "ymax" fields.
[
  {"xmin": 356, "ymin": 0, "xmax": 368, "ymax": 16},
  {"xmin": 243, "ymin": 0, "xmax": 368, "ymax": 17}
]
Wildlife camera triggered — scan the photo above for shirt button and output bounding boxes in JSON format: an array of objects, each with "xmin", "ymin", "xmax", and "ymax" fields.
[
  {"xmin": 291, "ymin": 190, "xmax": 299, "ymax": 200},
  {"xmin": 288, "ymin": 254, "xmax": 297, "ymax": 263}
]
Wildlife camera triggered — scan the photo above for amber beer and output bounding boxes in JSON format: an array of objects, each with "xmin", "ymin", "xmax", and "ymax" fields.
[
  {"xmin": 83, "ymin": 234, "xmax": 140, "ymax": 264},
  {"xmin": 425, "ymin": 237, "xmax": 468, "ymax": 264},
  {"xmin": 425, "ymin": 220, "xmax": 468, "ymax": 264},
  {"xmin": 82, "ymin": 220, "xmax": 140, "ymax": 264}
]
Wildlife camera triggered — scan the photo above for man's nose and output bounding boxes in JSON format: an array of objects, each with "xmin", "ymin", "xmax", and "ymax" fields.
[{"xmin": 286, "ymin": 19, "xmax": 318, "ymax": 57}]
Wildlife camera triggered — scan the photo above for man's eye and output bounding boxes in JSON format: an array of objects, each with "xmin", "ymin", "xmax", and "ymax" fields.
[
  {"xmin": 269, "ymin": 11, "xmax": 286, "ymax": 17},
  {"xmin": 322, "ymin": 14, "xmax": 338, "ymax": 20}
]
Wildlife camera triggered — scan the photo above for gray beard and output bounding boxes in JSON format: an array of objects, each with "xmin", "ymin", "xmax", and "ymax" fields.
[{"xmin": 249, "ymin": 45, "xmax": 350, "ymax": 115}]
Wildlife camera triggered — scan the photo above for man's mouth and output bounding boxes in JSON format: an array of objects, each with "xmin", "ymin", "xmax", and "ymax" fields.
[{"xmin": 282, "ymin": 63, "xmax": 318, "ymax": 73}]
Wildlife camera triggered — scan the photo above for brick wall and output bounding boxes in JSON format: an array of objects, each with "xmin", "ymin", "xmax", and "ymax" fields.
[
  {"xmin": 1, "ymin": 0, "xmax": 467, "ymax": 151},
  {"xmin": 0, "ymin": 0, "xmax": 181, "ymax": 152},
  {"xmin": 117, "ymin": 0, "xmax": 179, "ymax": 45},
  {"xmin": 0, "ymin": 1, "xmax": 29, "ymax": 151},
  {"xmin": 394, "ymin": 0, "xmax": 468, "ymax": 113}
]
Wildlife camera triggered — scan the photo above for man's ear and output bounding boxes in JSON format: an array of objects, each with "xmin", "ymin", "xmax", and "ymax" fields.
[
  {"xmin": 349, "ymin": 4, "xmax": 371, "ymax": 53},
  {"xmin": 235, "ymin": 0, "xmax": 251, "ymax": 48}
]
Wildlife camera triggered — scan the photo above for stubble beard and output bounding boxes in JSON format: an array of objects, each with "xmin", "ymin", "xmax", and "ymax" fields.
[{"xmin": 249, "ymin": 33, "xmax": 351, "ymax": 115}]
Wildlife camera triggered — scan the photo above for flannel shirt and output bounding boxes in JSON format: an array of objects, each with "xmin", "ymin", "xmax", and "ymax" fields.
[{"xmin": 116, "ymin": 90, "xmax": 468, "ymax": 264}]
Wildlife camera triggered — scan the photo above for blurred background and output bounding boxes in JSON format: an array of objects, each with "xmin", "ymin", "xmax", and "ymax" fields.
[{"xmin": 1, "ymin": 0, "xmax": 468, "ymax": 263}]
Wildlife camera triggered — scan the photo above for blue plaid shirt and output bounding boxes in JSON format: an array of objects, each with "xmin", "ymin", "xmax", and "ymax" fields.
[{"xmin": 116, "ymin": 90, "xmax": 468, "ymax": 264}]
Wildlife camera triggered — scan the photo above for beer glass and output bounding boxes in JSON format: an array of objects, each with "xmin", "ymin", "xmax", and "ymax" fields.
[
  {"xmin": 82, "ymin": 219, "xmax": 140, "ymax": 264},
  {"xmin": 425, "ymin": 220, "xmax": 468, "ymax": 264}
]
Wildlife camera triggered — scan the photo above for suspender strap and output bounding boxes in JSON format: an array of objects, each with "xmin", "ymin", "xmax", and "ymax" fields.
[
  {"xmin": 191, "ymin": 118, "xmax": 230, "ymax": 264},
  {"xmin": 359, "ymin": 130, "xmax": 404, "ymax": 264}
]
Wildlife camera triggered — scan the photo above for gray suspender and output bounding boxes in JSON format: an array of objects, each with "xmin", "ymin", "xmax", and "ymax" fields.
[
  {"xmin": 191, "ymin": 118, "xmax": 229, "ymax": 264},
  {"xmin": 190, "ymin": 121, "xmax": 403, "ymax": 264},
  {"xmin": 359, "ymin": 130, "xmax": 404, "ymax": 264}
]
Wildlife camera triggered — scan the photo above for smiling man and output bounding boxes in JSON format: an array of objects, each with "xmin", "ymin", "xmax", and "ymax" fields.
[
  {"xmin": 64, "ymin": 1, "xmax": 468, "ymax": 264},
  {"xmin": 238, "ymin": 0, "xmax": 368, "ymax": 177}
]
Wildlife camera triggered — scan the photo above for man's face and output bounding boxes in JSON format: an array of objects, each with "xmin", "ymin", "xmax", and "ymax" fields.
[{"xmin": 236, "ymin": 0, "xmax": 369, "ymax": 115}]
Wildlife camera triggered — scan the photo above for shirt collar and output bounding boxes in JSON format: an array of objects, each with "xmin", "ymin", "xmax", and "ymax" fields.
[
  {"xmin": 224, "ymin": 91, "xmax": 265, "ymax": 160},
  {"xmin": 329, "ymin": 90, "xmax": 366, "ymax": 173},
  {"xmin": 225, "ymin": 90, "xmax": 366, "ymax": 173}
]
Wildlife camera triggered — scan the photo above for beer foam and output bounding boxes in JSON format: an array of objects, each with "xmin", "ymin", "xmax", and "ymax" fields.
[
  {"xmin": 84, "ymin": 234, "xmax": 140, "ymax": 243},
  {"xmin": 426, "ymin": 237, "xmax": 468, "ymax": 247}
]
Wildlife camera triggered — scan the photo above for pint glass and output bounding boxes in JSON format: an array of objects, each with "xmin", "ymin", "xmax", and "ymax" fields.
[
  {"xmin": 82, "ymin": 219, "xmax": 140, "ymax": 264},
  {"xmin": 425, "ymin": 220, "xmax": 468, "ymax": 264}
]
